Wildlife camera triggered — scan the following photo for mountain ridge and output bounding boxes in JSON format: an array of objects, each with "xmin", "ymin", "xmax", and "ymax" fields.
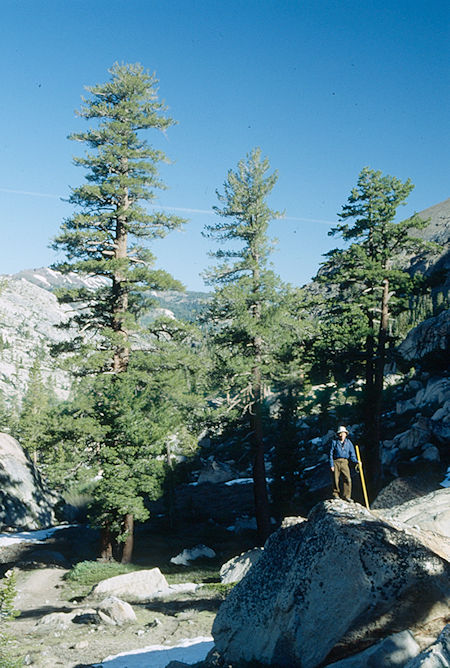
[{"xmin": 0, "ymin": 197, "xmax": 447, "ymax": 409}]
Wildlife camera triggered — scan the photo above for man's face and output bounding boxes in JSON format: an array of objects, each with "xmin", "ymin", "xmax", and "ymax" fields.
[{"xmin": 338, "ymin": 431, "xmax": 346, "ymax": 442}]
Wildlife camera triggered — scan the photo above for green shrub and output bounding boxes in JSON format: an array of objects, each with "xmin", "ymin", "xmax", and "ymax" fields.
[
  {"xmin": 64, "ymin": 560, "xmax": 140, "ymax": 589},
  {"xmin": 0, "ymin": 571, "xmax": 21, "ymax": 668},
  {"xmin": 199, "ymin": 582, "xmax": 236, "ymax": 595}
]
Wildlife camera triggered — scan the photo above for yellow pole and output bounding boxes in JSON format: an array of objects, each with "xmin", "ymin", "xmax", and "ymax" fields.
[{"xmin": 355, "ymin": 445, "xmax": 370, "ymax": 510}]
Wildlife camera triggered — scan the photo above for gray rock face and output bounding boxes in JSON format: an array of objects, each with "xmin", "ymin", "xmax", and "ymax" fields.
[
  {"xmin": 404, "ymin": 625, "xmax": 450, "ymax": 668},
  {"xmin": 197, "ymin": 460, "xmax": 236, "ymax": 484},
  {"xmin": 378, "ymin": 489, "xmax": 450, "ymax": 561},
  {"xmin": 327, "ymin": 630, "xmax": 420, "ymax": 667},
  {"xmin": 0, "ymin": 433, "xmax": 56, "ymax": 530},
  {"xmin": 0, "ymin": 274, "xmax": 73, "ymax": 405},
  {"xmin": 212, "ymin": 500, "xmax": 450, "ymax": 668},
  {"xmin": 398, "ymin": 310, "xmax": 450, "ymax": 363},
  {"xmin": 0, "ymin": 267, "xmax": 210, "ymax": 409},
  {"xmin": 97, "ymin": 596, "xmax": 137, "ymax": 625},
  {"xmin": 382, "ymin": 376, "xmax": 450, "ymax": 472},
  {"xmin": 89, "ymin": 568, "xmax": 169, "ymax": 602},
  {"xmin": 219, "ymin": 548, "xmax": 264, "ymax": 584}
]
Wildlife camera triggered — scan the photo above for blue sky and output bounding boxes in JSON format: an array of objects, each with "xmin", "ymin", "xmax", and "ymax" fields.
[{"xmin": 0, "ymin": 0, "xmax": 448, "ymax": 290}]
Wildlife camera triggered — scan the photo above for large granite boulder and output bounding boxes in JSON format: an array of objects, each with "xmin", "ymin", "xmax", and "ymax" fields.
[
  {"xmin": 379, "ymin": 488, "xmax": 450, "ymax": 541},
  {"xmin": 89, "ymin": 568, "xmax": 169, "ymax": 601},
  {"xmin": 0, "ymin": 433, "xmax": 57, "ymax": 530},
  {"xmin": 219, "ymin": 548, "xmax": 264, "ymax": 584},
  {"xmin": 212, "ymin": 500, "xmax": 450, "ymax": 668},
  {"xmin": 326, "ymin": 630, "xmax": 420, "ymax": 667},
  {"xmin": 89, "ymin": 567, "xmax": 198, "ymax": 603},
  {"xmin": 96, "ymin": 596, "xmax": 137, "ymax": 625}
]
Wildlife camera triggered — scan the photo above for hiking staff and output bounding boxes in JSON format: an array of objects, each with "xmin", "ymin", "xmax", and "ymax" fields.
[{"xmin": 355, "ymin": 444, "xmax": 370, "ymax": 509}]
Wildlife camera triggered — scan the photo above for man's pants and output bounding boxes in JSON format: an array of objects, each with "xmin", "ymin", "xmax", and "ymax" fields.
[{"xmin": 332, "ymin": 458, "xmax": 352, "ymax": 499}]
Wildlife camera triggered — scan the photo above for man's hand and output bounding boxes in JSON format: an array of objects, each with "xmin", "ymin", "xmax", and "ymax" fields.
[
  {"xmin": 355, "ymin": 463, "xmax": 360, "ymax": 473},
  {"xmin": 331, "ymin": 466, "xmax": 334, "ymax": 472}
]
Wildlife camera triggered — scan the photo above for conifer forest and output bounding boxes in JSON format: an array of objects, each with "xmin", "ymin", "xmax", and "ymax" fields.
[{"xmin": 1, "ymin": 63, "xmax": 448, "ymax": 565}]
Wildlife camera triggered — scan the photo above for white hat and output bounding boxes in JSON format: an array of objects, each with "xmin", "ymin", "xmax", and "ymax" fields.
[{"xmin": 337, "ymin": 426, "xmax": 348, "ymax": 435}]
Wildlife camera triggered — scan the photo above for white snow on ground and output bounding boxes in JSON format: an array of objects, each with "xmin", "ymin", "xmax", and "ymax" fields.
[
  {"xmin": 170, "ymin": 545, "xmax": 216, "ymax": 566},
  {"xmin": 224, "ymin": 477, "xmax": 253, "ymax": 486},
  {"xmin": 94, "ymin": 636, "xmax": 214, "ymax": 667},
  {"xmin": 440, "ymin": 466, "xmax": 450, "ymax": 488},
  {"xmin": 0, "ymin": 525, "xmax": 72, "ymax": 547}
]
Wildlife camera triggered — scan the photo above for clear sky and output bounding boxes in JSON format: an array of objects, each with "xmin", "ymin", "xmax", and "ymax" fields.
[{"xmin": 0, "ymin": 0, "xmax": 448, "ymax": 291}]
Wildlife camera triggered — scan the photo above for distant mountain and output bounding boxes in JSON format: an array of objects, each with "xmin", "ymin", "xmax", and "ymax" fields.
[
  {"xmin": 0, "ymin": 271, "xmax": 72, "ymax": 407},
  {"xmin": 0, "ymin": 267, "xmax": 210, "ymax": 408},
  {"xmin": 410, "ymin": 197, "xmax": 450, "ymax": 245},
  {"xmin": 11, "ymin": 267, "xmax": 211, "ymax": 322},
  {"xmin": 407, "ymin": 198, "xmax": 450, "ymax": 295},
  {"xmin": 0, "ymin": 197, "xmax": 447, "ymax": 410}
]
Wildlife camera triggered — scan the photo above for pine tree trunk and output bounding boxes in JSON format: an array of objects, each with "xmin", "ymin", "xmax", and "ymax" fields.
[
  {"xmin": 364, "ymin": 279, "xmax": 389, "ymax": 494},
  {"xmin": 100, "ymin": 525, "xmax": 114, "ymax": 561},
  {"xmin": 371, "ymin": 278, "xmax": 390, "ymax": 488},
  {"xmin": 250, "ymin": 361, "xmax": 271, "ymax": 545},
  {"xmin": 165, "ymin": 442, "xmax": 176, "ymax": 529},
  {"xmin": 112, "ymin": 170, "xmax": 130, "ymax": 373},
  {"xmin": 121, "ymin": 513, "xmax": 134, "ymax": 564}
]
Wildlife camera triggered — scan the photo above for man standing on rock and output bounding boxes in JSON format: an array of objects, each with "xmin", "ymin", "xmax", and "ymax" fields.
[{"xmin": 329, "ymin": 426, "xmax": 358, "ymax": 502}]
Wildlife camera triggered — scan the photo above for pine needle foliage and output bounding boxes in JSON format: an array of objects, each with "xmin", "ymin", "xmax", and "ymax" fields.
[
  {"xmin": 317, "ymin": 167, "xmax": 432, "ymax": 488},
  {"xmin": 0, "ymin": 571, "xmax": 20, "ymax": 668},
  {"xmin": 203, "ymin": 148, "xmax": 304, "ymax": 543},
  {"xmin": 50, "ymin": 63, "xmax": 186, "ymax": 561},
  {"xmin": 52, "ymin": 62, "xmax": 184, "ymax": 374}
]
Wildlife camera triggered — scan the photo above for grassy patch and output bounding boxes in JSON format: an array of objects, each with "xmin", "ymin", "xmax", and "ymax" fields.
[
  {"xmin": 0, "ymin": 653, "xmax": 22, "ymax": 668},
  {"xmin": 63, "ymin": 560, "xmax": 141, "ymax": 597},
  {"xmin": 63, "ymin": 559, "xmax": 222, "ymax": 600},
  {"xmin": 161, "ymin": 561, "xmax": 221, "ymax": 585},
  {"xmin": 198, "ymin": 582, "xmax": 236, "ymax": 596}
]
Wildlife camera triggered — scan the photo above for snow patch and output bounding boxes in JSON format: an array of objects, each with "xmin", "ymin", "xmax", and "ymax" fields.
[
  {"xmin": 95, "ymin": 636, "xmax": 214, "ymax": 667},
  {"xmin": 0, "ymin": 525, "xmax": 73, "ymax": 547},
  {"xmin": 224, "ymin": 478, "xmax": 253, "ymax": 486},
  {"xmin": 32, "ymin": 274, "xmax": 51, "ymax": 286},
  {"xmin": 170, "ymin": 545, "xmax": 216, "ymax": 566},
  {"xmin": 440, "ymin": 467, "xmax": 450, "ymax": 488}
]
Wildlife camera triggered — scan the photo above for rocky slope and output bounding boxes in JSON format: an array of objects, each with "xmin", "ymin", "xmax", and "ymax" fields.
[
  {"xmin": 3, "ymin": 489, "xmax": 449, "ymax": 668},
  {"xmin": 0, "ymin": 267, "xmax": 209, "ymax": 409},
  {"xmin": 0, "ymin": 433, "xmax": 57, "ymax": 531},
  {"xmin": 210, "ymin": 494, "xmax": 450, "ymax": 668}
]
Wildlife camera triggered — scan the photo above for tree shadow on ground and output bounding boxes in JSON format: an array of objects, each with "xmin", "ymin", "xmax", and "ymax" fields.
[
  {"xmin": 145, "ymin": 595, "xmax": 224, "ymax": 616},
  {"xmin": 12, "ymin": 603, "xmax": 74, "ymax": 620}
]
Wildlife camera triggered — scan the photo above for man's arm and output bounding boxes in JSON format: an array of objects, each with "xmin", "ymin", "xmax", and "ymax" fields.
[
  {"xmin": 347, "ymin": 439, "xmax": 358, "ymax": 464},
  {"xmin": 329, "ymin": 441, "xmax": 335, "ymax": 469}
]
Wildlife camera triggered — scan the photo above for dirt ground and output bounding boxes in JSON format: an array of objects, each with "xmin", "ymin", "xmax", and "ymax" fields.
[
  {"xmin": 6, "ymin": 565, "xmax": 221, "ymax": 667},
  {"xmin": 1, "ymin": 483, "xmax": 258, "ymax": 666}
]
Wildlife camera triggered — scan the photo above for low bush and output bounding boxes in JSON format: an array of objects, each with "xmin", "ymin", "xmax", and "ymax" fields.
[
  {"xmin": 0, "ymin": 571, "xmax": 21, "ymax": 668},
  {"xmin": 64, "ymin": 560, "xmax": 140, "ymax": 589}
]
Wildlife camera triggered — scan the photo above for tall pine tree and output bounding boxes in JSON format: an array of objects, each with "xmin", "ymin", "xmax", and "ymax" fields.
[
  {"xmin": 52, "ymin": 63, "xmax": 184, "ymax": 561},
  {"xmin": 321, "ymin": 167, "xmax": 430, "ymax": 491},
  {"xmin": 204, "ymin": 148, "xmax": 293, "ymax": 543}
]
